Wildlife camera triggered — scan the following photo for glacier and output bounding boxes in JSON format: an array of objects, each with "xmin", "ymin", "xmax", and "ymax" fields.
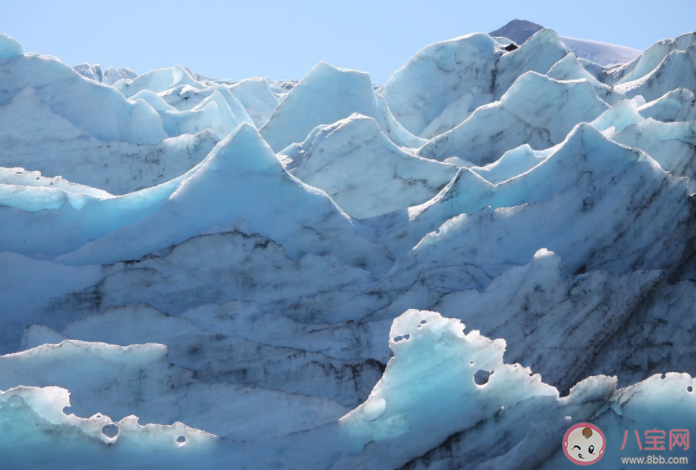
[{"xmin": 1, "ymin": 22, "xmax": 696, "ymax": 469}]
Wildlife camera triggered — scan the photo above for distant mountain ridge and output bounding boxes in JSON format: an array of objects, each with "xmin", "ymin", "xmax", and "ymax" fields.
[
  {"xmin": 490, "ymin": 19, "xmax": 641, "ymax": 66},
  {"xmin": 489, "ymin": 19, "xmax": 543, "ymax": 45}
]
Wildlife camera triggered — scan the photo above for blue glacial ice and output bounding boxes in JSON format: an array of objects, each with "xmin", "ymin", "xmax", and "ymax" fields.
[{"xmin": 0, "ymin": 25, "xmax": 695, "ymax": 469}]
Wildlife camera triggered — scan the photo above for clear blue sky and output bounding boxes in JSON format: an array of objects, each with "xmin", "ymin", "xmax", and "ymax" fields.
[{"xmin": 2, "ymin": 0, "xmax": 694, "ymax": 84}]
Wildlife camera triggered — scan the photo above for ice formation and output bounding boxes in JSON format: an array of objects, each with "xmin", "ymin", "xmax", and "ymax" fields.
[
  {"xmin": 490, "ymin": 19, "xmax": 642, "ymax": 66},
  {"xmin": 74, "ymin": 62, "xmax": 137, "ymax": 85},
  {"xmin": 280, "ymin": 114, "xmax": 457, "ymax": 218},
  {"xmin": 1, "ymin": 24, "xmax": 696, "ymax": 469}
]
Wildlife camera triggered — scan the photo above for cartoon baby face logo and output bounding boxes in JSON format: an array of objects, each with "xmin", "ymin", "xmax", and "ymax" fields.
[{"xmin": 563, "ymin": 423, "xmax": 606, "ymax": 465}]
